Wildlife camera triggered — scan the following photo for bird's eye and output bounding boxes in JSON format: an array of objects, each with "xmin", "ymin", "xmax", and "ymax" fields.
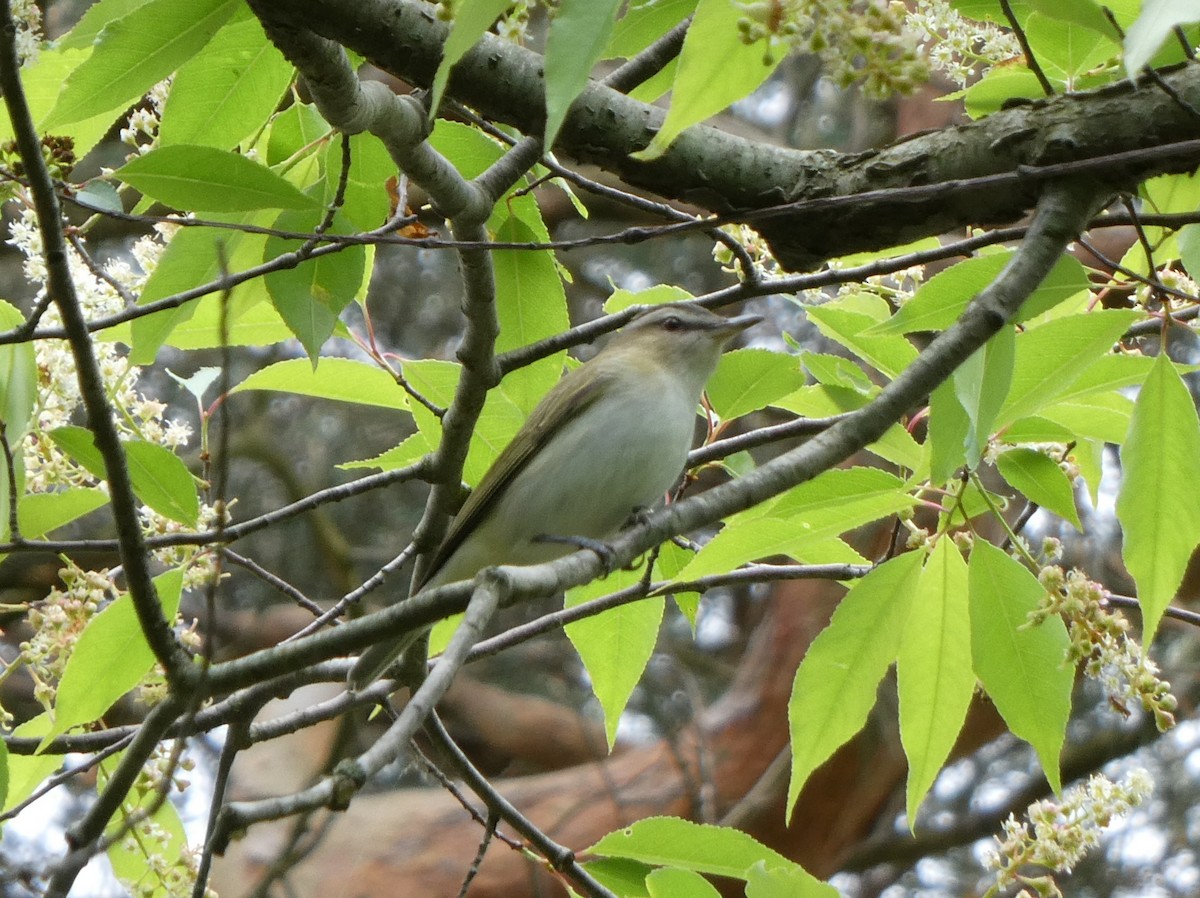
[{"xmin": 661, "ymin": 315, "xmax": 683, "ymax": 332}]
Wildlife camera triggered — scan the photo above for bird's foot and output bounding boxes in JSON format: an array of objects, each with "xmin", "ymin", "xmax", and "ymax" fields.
[{"xmin": 533, "ymin": 533, "xmax": 617, "ymax": 576}]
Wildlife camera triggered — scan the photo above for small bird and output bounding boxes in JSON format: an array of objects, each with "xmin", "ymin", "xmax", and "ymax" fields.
[{"xmin": 350, "ymin": 304, "xmax": 760, "ymax": 688}]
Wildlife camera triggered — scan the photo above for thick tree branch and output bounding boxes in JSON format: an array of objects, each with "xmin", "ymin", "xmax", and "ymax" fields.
[{"xmin": 251, "ymin": 0, "xmax": 1200, "ymax": 269}]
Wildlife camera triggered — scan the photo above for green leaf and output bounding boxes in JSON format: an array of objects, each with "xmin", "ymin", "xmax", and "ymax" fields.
[
  {"xmin": 232, "ymin": 358, "xmax": 411, "ymax": 410},
  {"xmin": 871, "ymin": 253, "xmax": 1089, "ymax": 335},
  {"xmin": 585, "ymin": 858, "xmax": 654, "ymax": 898},
  {"xmin": 996, "ymin": 448, "xmax": 1082, "ymax": 529},
  {"xmin": 1025, "ymin": 12, "xmax": 1119, "ymax": 88},
  {"xmin": 159, "ymin": 14, "xmax": 294, "ymax": 149},
  {"xmin": 45, "ymin": 0, "xmax": 239, "ymax": 128},
  {"xmin": 745, "ymin": 861, "xmax": 838, "ymax": 898},
  {"xmin": 60, "ymin": 0, "xmax": 155, "ymax": 49},
  {"xmin": 800, "ymin": 352, "xmax": 876, "ymax": 394},
  {"xmin": 605, "ymin": 0, "xmax": 698, "ymax": 59},
  {"xmin": 1125, "ymin": 0, "xmax": 1200, "ymax": 74},
  {"xmin": 3, "ymin": 714, "xmax": 57, "ymax": 809},
  {"xmin": 103, "ymin": 742, "xmax": 190, "ymax": 898},
  {"xmin": 997, "ymin": 310, "xmax": 1142, "ymax": 426},
  {"xmin": 706, "ymin": 349, "xmax": 807, "ymax": 420},
  {"xmin": 589, "ymin": 817, "xmax": 795, "ymax": 879},
  {"xmin": 954, "ymin": 325, "xmax": 1014, "ymax": 467},
  {"xmin": 324, "ymin": 133, "xmax": 397, "ymax": 230},
  {"xmin": 679, "ymin": 468, "xmax": 915, "ymax": 581},
  {"xmin": 115, "ymin": 146, "xmax": 319, "ymax": 213},
  {"xmin": 544, "ymin": 0, "xmax": 623, "ymax": 146},
  {"xmin": 1027, "ymin": 0, "xmax": 1122, "ymax": 36},
  {"xmin": 124, "ymin": 441, "xmax": 201, "ymax": 526},
  {"xmin": 1039, "ymin": 391, "xmax": 1134, "ymax": 445},
  {"xmin": 969, "ymin": 540, "xmax": 1072, "ymax": 792},
  {"xmin": 787, "ymin": 551, "xmax": 923, "ymax": 812},
  {"xmin": 429, "ymin": 0, "xmax": 514, "ymax": 116},
  {"xmin": 340, "ymin": 431, "xmax": 432, "ymax": 472},
  {"xmin": 929, "ymin": 376, "xmax": 971, "ymax": 484},
  {"xmin": 0, "ymin": 300, "xmax": 36, "ymax": 443},
  {"xmin": 49, "ymin": 427, "xmax": 200, "ymax": 525},
  {"xmin": 565, "ymin": 562, "xmax": 664, "ymax": 748},
  {"xmin": 266, "ymin": 101, "xmax": 330, "ymax": 166},
  {"xmin": 604, "ymin": 284, "xmax": 694, "ymax": 313},
  {"xmin": 45, "ymin": 569, "xmax": 184, "ymax": 745},
  {"xmin": 806, "ymin": 295, "xmax": 918, "ymax": 379},
  {"xmin": 264, "ymin": 210, "xmax": 367, "ymax": 358},
  {"xmin": 645, "ymin": 867, "xmax": 720, "ymax": 898},
  {"xmin": 129, "ymin": 224, "xmax": 244, "ymax": 364},
  {"xmin": 898, "ymin": 538, "xmax": 974, "ymax": 825},
  {"xmin": 633, "ymin": 0, "xmax": 781, "ymax": 159},
  {"xmin": 0, "ymin": 735, "xmax": 7, "ymax": 810},
  {"xmin": 1116, "ymin": 353, "xmax": 1200, "ymax": 643},
  {"xmin": 492, "ymin": 215, "xmax": 570, "ymax": 415},
  {"xmin": 17, "ymin": 488, "xmax": 109, "ymax": 538}
]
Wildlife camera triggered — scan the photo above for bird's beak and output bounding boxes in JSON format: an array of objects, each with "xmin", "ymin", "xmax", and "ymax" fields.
[{"xmin": 725, "ymin": 313, "xmax": 763, "ymax": 332}]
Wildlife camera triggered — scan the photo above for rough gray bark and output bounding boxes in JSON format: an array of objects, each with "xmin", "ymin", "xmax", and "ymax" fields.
[{"xmin": 254, "ymin": 0, "xmax": 1200, "ymax": 268}]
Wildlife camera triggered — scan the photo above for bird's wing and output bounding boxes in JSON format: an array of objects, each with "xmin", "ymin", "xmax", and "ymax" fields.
[{"xmin": 417, "ymin": 364, "xmax": 615, "ymax": 589}]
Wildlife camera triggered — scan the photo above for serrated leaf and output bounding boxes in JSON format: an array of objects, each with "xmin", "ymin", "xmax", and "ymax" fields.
[
  {"xmin": 340, "ymin": 431, "xmax": 432, "ymax": 472},
  {"xmin": 45, "ymin": 0, "xmax": 239, "ymax": 128},
  {"xmin": 589, "ymin": 817, "xmax": 795, "ymax": 879},
  {"xmin": 1039, "ymin": 391, "xmax": 1134, "ymax": 445},
  {"xmin": 17, "ymin": 488, "xmax": 108, "ymax": 538},
  {"xmin": 565, "ymin": 562, "xmax": 664, "ymax": 748},
  {"xmin": 544, "ymin": 0, "xmax": 623, "ymax": 146},
  {"xmin": 928, "ymin": 378, "xmax": 970, "ymax": 484},
  {"xmin": 159, "ymin": 14, "xmax": 294, "ymax": 149},
  {"xmin": 605, "ymin": 0, "xmax": 698, "ymax": 59},
  {"xmin": 492, "ymin": 214, "xmax": 569, "ymax": 415},
  {"xmin": 898, "ymin": 539, "xmax": 974, "ymax": 825},
  {"xmin": 997, "ymin": 310, "xmax": 1142, "ymax": 425},
  {"xmin": 1116, "ymin": 353, "xmax": 1200, "ymax": 643},
  {"xmin": 44, "ymin": 569, "xmax": 184, "ymax": 746},
  {"xmin": 429, "ymin": 0, "xmax": 514, "ymax": 116},
  {"xmin": 49, "ymin": 427, "xmax": 199, "ymax": 525},
  {"xmin": 806, "ymin": 298, "xmax": 917, "ymax": 379},
  {"xmin": 60, "ymin": 0, "xmax": 155, "ymax": 49},
  {"xmin": 678, "ymin": 468, "xmax": 915, "ymax": 580},
  {"xmin": 800, "ymin": 352, "xmax": 875, "ymax": 394},
  {"xmin": 954, "ymin": 325, "xmax": 1014, "ymax": 467},
  {"xmin": 324, "ymin": 133, "xmax": 397, "ymax": 230},
  {"xmin": 969, "ymin": 540, "xmax": 1072, "ymax": 792},
  {"xmin": 0, "ymin": 301, "xmax": 36, "ymax": 481},
  {"xmin": 706, "ymin": 349, "xmax": 807, "ymax": 420},
  {"xmin": 116, "ymin": 146, "xmax": 318, "ymax": 213},
  {"xmin": 264, "ymin": 209, "xmax": 366, "ymax": 358},
  {"xmin": 266, "ymin": 101, "xmax": 330, "ymax": 167},
  {"xmin": 871, "ymin": 253, "xmax": 1089, "ymax": 335},
  {"xmin": 604, "ymin": 284, "xmax": 694, "ymax": 314},
  {"xmin": 645, "ymin": 867, "xmax": 720, "ymax": 898},
  {"xmin": 232, "ymin": 358, "xmax": 410, "ymax": 410},
  {"xmin": 787, "ymin": 550, "xmax": 923, "ymax": 813},
  {"xmin": 129, "ymin": 224, "xmax": 245, "ymax": 364},
  {"xmin": 745, "ymin": 861, "xmax": 839, "ymax": 898},
  {"xmin": 633, "ymin": 0, "xmax": 781, "ymax": 159},
  {"xmin": 4, "ymin": 715, "xmax": 56, "ymax": 809},
  {"xmin": 996, "ymin": 448, "xmax": 1082, "ymax": 529},
  {"xmin": 1124, "ymin": 0, "xmax": 1200, "ymax": 74}
]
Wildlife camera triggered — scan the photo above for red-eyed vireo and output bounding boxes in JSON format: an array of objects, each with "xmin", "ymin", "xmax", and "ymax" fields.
[{"xmin": 349, "ymin": 304, "xmax": 760, "ymax": 688}]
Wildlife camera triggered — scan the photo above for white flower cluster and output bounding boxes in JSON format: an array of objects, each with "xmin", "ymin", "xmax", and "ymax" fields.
[
  {"xmin": 985, "ymin": 770, "xmax": 1153, "ymax": 897},
  {"xmin": 120, "ymin": 78, "xmax": 171, "ymax": 154},
  {"xmin": 907, "ymin": 0, "xmax": 1022, "ymax": 88},
  {"xmin": 10, "ymin": 0, "xmax": 42, "ymax": 65},
  {"xmin": 108, "ymin": 743, "xmax": 216, "ymax": 898},
  {"xmin": 5, "ymin": 207, "xmax": 190, "ymax": 492}
]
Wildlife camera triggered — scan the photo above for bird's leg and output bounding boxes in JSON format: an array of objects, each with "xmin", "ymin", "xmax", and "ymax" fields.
[{"xmin": 532, "ymin": 533, "xmax": 616, "ymax": 576}]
